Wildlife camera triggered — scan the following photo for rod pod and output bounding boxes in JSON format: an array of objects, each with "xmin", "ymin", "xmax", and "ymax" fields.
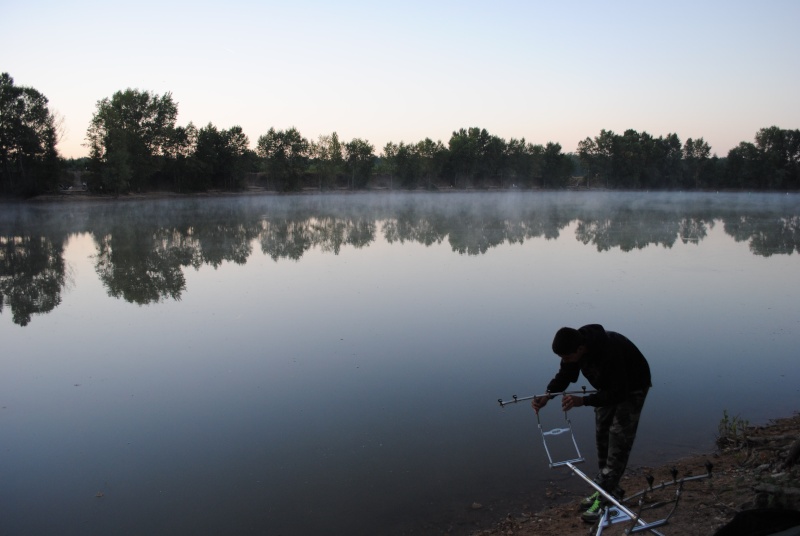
[{"xmin": 498, "ymin": 386, "xmax": 597, "ymax": 407}]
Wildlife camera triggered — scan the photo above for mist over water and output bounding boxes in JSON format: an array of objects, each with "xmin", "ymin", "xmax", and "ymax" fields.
[{"xmin": 1, "ymin": 191, "xmax": 799, "ymax": 535}]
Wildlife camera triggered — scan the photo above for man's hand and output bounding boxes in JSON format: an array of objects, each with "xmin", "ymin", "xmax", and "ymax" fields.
[
  {"xmin": 561, "ymin": 395, "xmax": 584, "ymax": 411},
  {"xmin": 531, "ymin": 396, "xmax": 549, "ymax": 413}
]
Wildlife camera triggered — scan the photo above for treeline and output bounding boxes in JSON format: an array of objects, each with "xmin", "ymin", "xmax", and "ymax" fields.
[
  {"xmin": 577, "ymin": 128, "xmax": 800, "ymax": 191},
  {"xmin": 2, "ymin": 74, "xmax": 799, "ymax": 196}
]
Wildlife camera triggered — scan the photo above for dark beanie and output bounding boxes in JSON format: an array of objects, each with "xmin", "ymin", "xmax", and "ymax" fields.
[{"xmin": 552, "ymin": 327, "xmax": 583, "ymax": 355}]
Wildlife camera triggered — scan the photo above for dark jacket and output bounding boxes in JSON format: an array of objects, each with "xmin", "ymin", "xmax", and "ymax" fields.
[{"xmin": 546, "ymin": 324, "xmax": 651, "ymax": 407}]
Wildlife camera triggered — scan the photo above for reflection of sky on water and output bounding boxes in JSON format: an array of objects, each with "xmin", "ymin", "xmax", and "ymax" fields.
[{"xmin": 1, "ymin": 194, "xmax": 799, "ymax": 535}]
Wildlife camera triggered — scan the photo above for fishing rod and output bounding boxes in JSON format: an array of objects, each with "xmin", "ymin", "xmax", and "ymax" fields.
[{"xmin": 497, "ymin": 386, "xmax": 597, "ymax": 407}]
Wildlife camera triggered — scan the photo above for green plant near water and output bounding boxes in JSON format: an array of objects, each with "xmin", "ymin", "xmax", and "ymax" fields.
[{"xmin": 718, "ymin": 410, "xmax": 750, "ymax": 445}]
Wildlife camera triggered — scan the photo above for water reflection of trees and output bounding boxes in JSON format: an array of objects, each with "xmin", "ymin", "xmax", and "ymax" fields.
[
  {"xmin": 0, "ymin": 235, "xmax": 66, "ymax": 326},
  {"xmin": 259, "ymin": 218, "xmax": 376, "ymax": 260},
  {"xmin": 95, "ymin": 227, "xmax": 191, "ymax": 304},
  {"xmin": 724, "ymin": 215, "xmax": 800, "ymax": 256},
  {"xmin": 574, "ymin": 210, "xmax": 716, "ymax": 252},
  {"xmin": 1, "ymin": 193, "xmax": 799, "ymax": 324}
]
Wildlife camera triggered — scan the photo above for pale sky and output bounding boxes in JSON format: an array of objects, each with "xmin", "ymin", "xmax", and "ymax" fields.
[{"xmin": 2, "ymin": 0, "xmax": 798, "ymax": 159}]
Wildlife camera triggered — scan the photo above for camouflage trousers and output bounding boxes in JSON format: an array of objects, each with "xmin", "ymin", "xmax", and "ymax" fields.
[{"xmin": 594, "ymin": 389, "xmax": 649, "ymax": 495}]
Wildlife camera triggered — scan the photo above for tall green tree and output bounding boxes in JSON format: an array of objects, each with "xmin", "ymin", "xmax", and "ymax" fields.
[
  {"xmin": 504, "ymin": 138, "xmax": 542, "ymax": 188},
  {"xmin": 577, "ymin": 129, "xmax": 616, "ymax": 187},
  {"xmin": 482, "ymin": 133, "xmax": 507, "ymax": 186},
  {"xmin": 724, "ymin": 127, "xmax": 800, "ymax": 190},
  {"xmin": 195, "ymin": 123, "xmax": 252, "ymax": 190},
  {"xmin": 683, "ymin": 137, "xmax": 711, "ymax": 189},
  {"xmin": 256, "ymin": 127, "xmax": 309, "ymax": 191},
  {"xmin": 380, "ymin": 142, "xmax": 399, "ymax": 189},
  {"xmin": 161, "ymin": 122, "xmax": 201, "ymax": 192},
  {"xmin": 391, "ymin": 142, "xmax": 421, "ymax": 189},
  {"xmin": 309, "ymin": 132, "xmax": 344, "ymax": 190},
  {"xmin": 446, "ymin": 127, "xmax": 506, "ymax": 187},
  {"xmin": 754, "ymin": 126, "xmax": 800, "ymax": 189},
  {"xmin": 541, "ymin": 142, "xmax": 573, "ymax": 188},
  {"xmin": 656, "ymin": 133, "xmax": 684, "ymax": 188},
  {"xmin": 579, "ymin": 129, "xmax": 687, "ymax": 189},
  {"xmin": 0, "ymin": 73, "xmax": 60, "ymax": 195},
  {"xmin": 415, "ymin": 138, "xmax": 447, "ymax": 189},
  {"xmin": 615, "ymin": 129, "xmax": 648, "ymax": 188},
  {"xmin": 86, "ymin": 89, "xmax": 178, "ymax": 194},
  {"xmin": 344, "ymin": 138, "xmax": 374, "ymax": 189},
  {"xmin": 447, "ymin": 128, "xmax": 478, "ymax": 186},
  {"xmin": 725, "ymin": 141, "xmax": 763, "ymax": 189}
]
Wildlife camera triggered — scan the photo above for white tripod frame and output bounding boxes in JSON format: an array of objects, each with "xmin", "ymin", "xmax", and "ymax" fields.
[{"xmin": 500, "ymin": 391, "xmax": 712, "ymax": 535}]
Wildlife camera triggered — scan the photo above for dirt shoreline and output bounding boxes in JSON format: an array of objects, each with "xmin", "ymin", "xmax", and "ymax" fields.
[{"xmin": 468, "ymin": 413, "xmax": 799, "ymax": 536}]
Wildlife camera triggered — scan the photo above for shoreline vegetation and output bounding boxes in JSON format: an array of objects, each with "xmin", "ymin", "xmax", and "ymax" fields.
[
  {"xmin": 467, "ymin": 413, "xmax": 800, "ymax": 536},
  {"xmin": 2, "ymin": 75, "xmax": 800, "ymax": 198}
]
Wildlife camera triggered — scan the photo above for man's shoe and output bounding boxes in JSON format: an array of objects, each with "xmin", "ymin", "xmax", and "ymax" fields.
[
  {"xmin": 579, "ymin": 491, "xmax": 600, "ymax": 509},
  {"xmin": 581, "ymin": 497, "xmax": 604, "ymax": 523}
]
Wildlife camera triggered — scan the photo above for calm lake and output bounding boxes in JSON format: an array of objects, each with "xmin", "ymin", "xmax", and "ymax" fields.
[{"xmin": 1, "ymin": 191, "xmax": 799, "ymax": 535}]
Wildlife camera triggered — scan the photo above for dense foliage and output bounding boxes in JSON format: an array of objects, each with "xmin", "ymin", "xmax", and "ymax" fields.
[
  {"xmin": 577, "ymin": 128, "xmax": 800, "ymax": 190},
  {"xmin": 0, "ymin": 73, "xmax": 60, "ymax": 196},
  {"xmin": 1, "ymin": 75, "xmax": 799, "ymax": 195}
]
